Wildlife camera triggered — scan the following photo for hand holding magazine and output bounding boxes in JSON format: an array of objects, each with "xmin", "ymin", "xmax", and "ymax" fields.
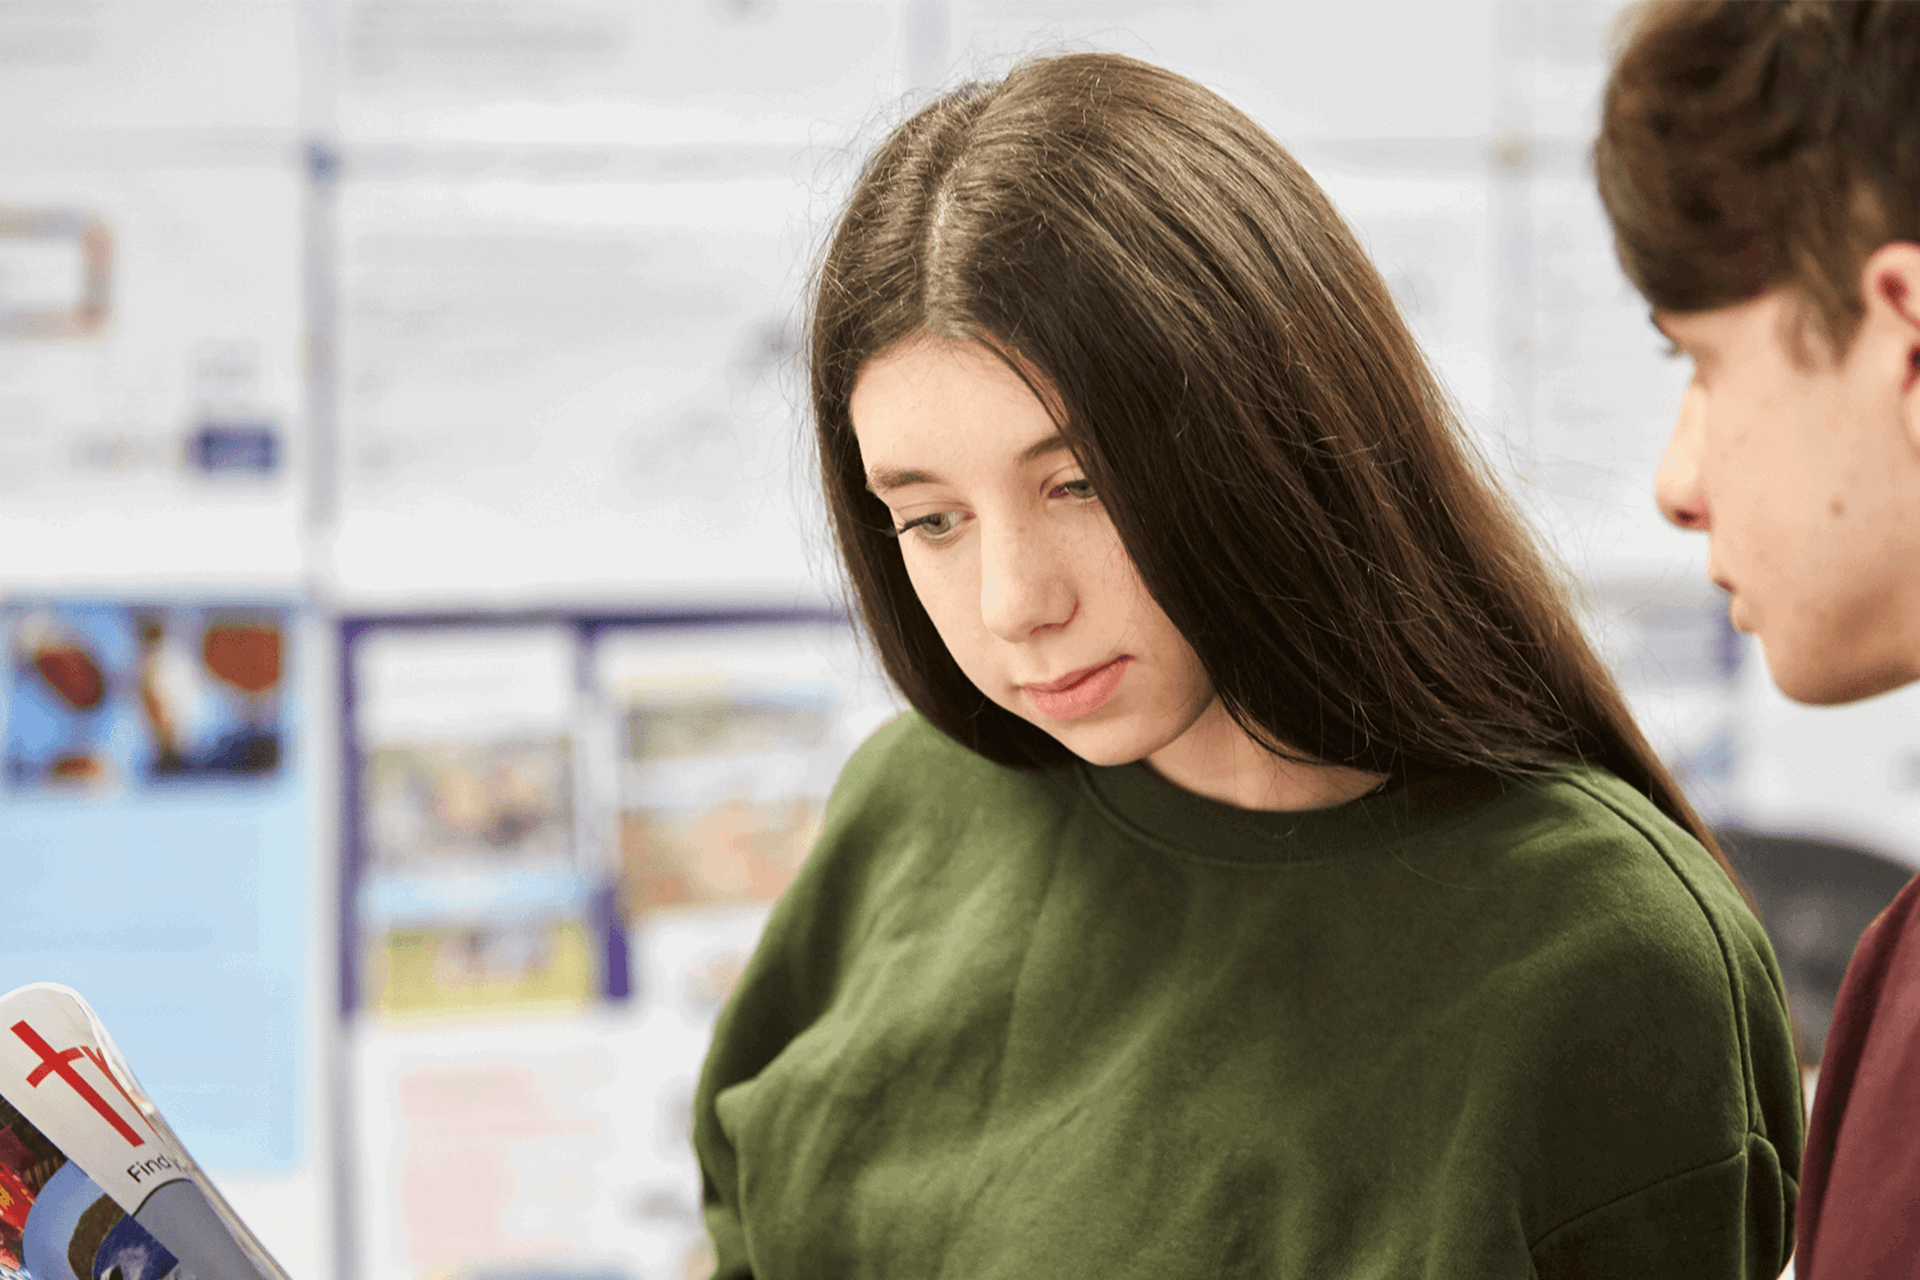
[{"xmin": 0, "ymin": 984, "xmax": 289, "ymax": 1280}]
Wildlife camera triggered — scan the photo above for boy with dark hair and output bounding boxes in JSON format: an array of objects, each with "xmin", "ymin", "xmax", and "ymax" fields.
[{"xmin": 1596, "ymin": 2, "xmax": 1920, "ymax": 1275}]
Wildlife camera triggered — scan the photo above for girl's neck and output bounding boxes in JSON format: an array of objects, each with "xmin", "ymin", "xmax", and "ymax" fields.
[{"xmin": 1145, "ymin": 696, "xmax": 1388, "ymax": 812}]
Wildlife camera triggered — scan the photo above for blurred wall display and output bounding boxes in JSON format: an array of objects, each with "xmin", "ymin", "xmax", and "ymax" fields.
[
  {"xmin": 0, "ymin": 3, "xmax": 320, "ymax": 1272},
  {"xmin": 0, "ymin": 0, "xmax": 305, "ymax": 590},
  {"xmin": 0, "ymin": 208, "xmax": 110, "ymax": 340},
  {"xmin": 0, "ymin": 598, "xmax": 309, "ymax": 1178},
  {"xmin": 349, "ymin": 622, "xmax": 598, "ymax": 1022},
  {"xmin": 941, "ymin": 0, "xmax": 1497, "ymax": 140},
  {"xmin": 1580, "ymin": 580, "xmax": 1746, "ymax": 825},
  {"xmin": 601, "ymin": 623, "xmax": 885, "ymax": 917},
  {"xmin": 7, "ymin": 602, "xmax": 133, "ymax": 793},
  {"xmin": 331, "ymin": 0, "xmax": 902, "ymax": 149},
  {"xmin": 0, "ymin": 3, "xmax": 305, "ymax": 587},
  {"xmin": 342, "ymin": 612, "xmax": 896, "ymax": 1280},
  {"xmin": 1733, "ymin": 673, "xmax": 1920, "ymax": 875},
  {"xmin": 331, "ymin": 171, "xmax": 824, "ymax": 604},
  {"xmin": 351, "ymin": 1014, "xmax": 657, "ymax": 1280},
  {"xmin": 344, "ymin": 618, "xmax": 614, "ymax": 1274},
  {"xmin": 614, "ymin": 902, "xmax": 774, "ymax": 1280},
  {"xmin": 1524, "ymin": 169, "xmax": 1697, "ymax": 577},
  {"xmin": 322, "ymin": 0, "xmax": 910, "ymax": 608},
  {"xmin": 0, "ymin": 2, "xmax": 299, "ymax": 136},
  {"xmin": 0, "ymin": 164, "xmax": 306, "ymax": 592}
]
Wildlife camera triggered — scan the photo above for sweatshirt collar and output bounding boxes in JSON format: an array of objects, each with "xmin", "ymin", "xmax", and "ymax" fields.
[{"xmin": 1074, "ymin": 756, "xmax": 1512, "ymax": 865}]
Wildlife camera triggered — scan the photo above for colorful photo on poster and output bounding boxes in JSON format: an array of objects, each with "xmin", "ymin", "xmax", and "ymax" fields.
[
  {"xmin": 618, "ymin": 693, "xmax": 833, "ymax": 916},
  {"xmin": 365, "ymin": 918, "xmax": 599, "ymax": 1021},
  {"xmin": 365, "ymin": 737, "xmax": 572, "ymax": 870},
  {"xmin": 0, "ymin": 1094, "xmax": 176, "ymax": 1280},
  {"xmin": 5, "ymin": 602, "xmax": 287, "ymax": 793},
  {"xmin": 3, "ymin": 605, "xmax": 131, "ymax": 792},
  {"xmin": 351, "ymin": 624, "xmax": 593, "ymax": 1020},
  {"xmin": 134, "ymin": 606, "xmax": 285, "ymax": 781},
  {"xmin": 597, "ymin": 621, "xmax": 900, "ymax": 924}
]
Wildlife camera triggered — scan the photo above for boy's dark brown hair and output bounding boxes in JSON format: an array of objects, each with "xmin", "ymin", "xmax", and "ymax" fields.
[
  {"xmin": 1596, "ymin": 0, "xmax": 1920, "ymax": 355},
  {"xmin": 811, "ymin": 51, "xmax": 1742, "ymax": 884}
]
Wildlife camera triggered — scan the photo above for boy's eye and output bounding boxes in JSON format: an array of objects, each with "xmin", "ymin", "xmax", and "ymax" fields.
[{"xmin": 1055, "ymin": 478, "xmax": 1097, "ymax": 500}]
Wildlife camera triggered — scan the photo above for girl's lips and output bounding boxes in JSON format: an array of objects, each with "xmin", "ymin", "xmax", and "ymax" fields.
[{"xmin": 1022, "ymin": 656, "xmax": 1131, "ymax": 719}]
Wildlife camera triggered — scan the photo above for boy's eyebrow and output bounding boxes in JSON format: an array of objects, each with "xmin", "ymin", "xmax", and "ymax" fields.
[{"xmin": 865, "ymin": 432, "xmax": 1073, "ymax": 494}]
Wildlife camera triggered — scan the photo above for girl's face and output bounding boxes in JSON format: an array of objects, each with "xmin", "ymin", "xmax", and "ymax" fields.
[{"xmin": 849, "ymin": 336, "xmax": 1219, "ymax": 768}]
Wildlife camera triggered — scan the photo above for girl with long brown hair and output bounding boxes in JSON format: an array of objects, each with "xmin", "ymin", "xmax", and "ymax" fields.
[{"xmin": 693, "ymin": 52, "xmax": 1800, "ymax": 1278}]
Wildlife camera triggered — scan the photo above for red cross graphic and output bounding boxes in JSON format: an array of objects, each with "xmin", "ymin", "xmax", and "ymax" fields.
[
  {"xmin": 80, "ymin": 1045, "xmax": 155, "ymax": 1140},
  {"xmin": 10, "ymin": 1020, "xmax": 144, "ymax": 1148}
]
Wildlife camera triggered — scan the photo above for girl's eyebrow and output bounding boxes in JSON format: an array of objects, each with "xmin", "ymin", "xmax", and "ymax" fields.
[{"xmin": 864, "ymin": 433, "xmax": 1073, "ymax": 494}]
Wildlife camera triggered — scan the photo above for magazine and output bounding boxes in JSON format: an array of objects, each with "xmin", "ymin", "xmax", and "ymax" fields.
[{"xmin": 0, "ymin": 984, "xmax": 289, "ymax": 1280}]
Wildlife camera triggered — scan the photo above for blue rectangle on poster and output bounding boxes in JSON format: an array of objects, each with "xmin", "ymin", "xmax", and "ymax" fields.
[
  {"xmin": 189, "ymin": 422, "xmax": 279, "ymax": 476},
  {"xmin": 0, "ymin": 600, "xmax": 307, "ymax": 1173}
]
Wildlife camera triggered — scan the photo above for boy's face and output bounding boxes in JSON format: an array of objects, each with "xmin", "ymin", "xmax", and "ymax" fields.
[{"xmin": 1653, "ymin": 282, "xmax": 1920, "ymax": 705}]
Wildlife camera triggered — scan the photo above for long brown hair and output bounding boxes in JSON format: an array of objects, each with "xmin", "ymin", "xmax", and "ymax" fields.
[{"xmin": 811, "ymin": 52, "xmax": 1739, "ymax": 884}]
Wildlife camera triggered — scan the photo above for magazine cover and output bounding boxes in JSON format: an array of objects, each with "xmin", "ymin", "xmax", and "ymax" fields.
[{"xmin": 0, "ymin": 984, "xmax": 288, "ymax": 1280}]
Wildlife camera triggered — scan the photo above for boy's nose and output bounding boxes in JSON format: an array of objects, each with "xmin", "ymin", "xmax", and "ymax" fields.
[{"xmin": 1655, "ymin": 383, "xmax": 1710, "ymax": 532}]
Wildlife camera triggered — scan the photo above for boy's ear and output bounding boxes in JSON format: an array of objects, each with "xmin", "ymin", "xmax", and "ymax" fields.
[
  {"xmin": 1862, "ymin": 243, "xmax": 1920, "ymax": 452},
  {"xmin": 1861, "ymin": 243, "xmax": 1920, "ymax": 388}
]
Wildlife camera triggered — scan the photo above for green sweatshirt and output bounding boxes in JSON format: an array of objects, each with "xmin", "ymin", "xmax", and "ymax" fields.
[{"xmin": 695, "ymin": 712, "xmax": 1803, "ymax": 1278}]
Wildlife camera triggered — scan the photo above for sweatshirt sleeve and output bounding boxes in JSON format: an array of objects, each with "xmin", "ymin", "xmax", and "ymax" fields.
[
  {"xmin": 695, "ymin": 946, "xmax": 786, "ymax": 1280},
  {"xmin": 1517, "ymin": 775, "xmax": 1803, "ymax": 1279},
  {"xmin": 1529, "ymin": 1135, "xmax": 1795, "ymax": 1280}
]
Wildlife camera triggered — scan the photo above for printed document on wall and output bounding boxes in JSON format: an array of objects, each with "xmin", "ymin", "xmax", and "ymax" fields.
[
  {"xmin": 0, "ymin": 165, "xmax": 305, "ymax": 591},
  {"xmin": 331, "ymin": 171, "xmax": 828, "ymax": 604}
]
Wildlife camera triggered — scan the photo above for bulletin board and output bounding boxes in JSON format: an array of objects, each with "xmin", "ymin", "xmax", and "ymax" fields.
[{"xmin": 334, "ymin": 607, "xmax": 899, "ymax": 1280}]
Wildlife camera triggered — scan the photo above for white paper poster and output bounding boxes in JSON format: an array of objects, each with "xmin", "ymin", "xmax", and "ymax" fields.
[
  {"xmin": 328, "ymin": 171, "xmax": 831, "ymax": 604},
  {"xmin": 0, "ymin": 163, "xmax": 306, "ymax": 591}
]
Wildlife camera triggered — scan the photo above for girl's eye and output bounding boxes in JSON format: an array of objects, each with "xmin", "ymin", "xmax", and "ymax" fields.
[
  {"xmin": 895, "ymin": 511, "xmax": 964, "ymax": 543},
  {"xmin": 1054, "ymin": 478, "xmax": 1097, "ymax": 501}
]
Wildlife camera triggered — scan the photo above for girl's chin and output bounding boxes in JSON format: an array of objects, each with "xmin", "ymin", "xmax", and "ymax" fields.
[{"xmin": 1029, "ymin": 716, "xmax": 1156, "ymax": 768}]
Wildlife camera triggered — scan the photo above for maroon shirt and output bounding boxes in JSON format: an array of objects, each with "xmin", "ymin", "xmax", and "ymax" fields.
[{"xmin": 1798, "ymin": 870, "xmax": 1920, "ymax": 1278}]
